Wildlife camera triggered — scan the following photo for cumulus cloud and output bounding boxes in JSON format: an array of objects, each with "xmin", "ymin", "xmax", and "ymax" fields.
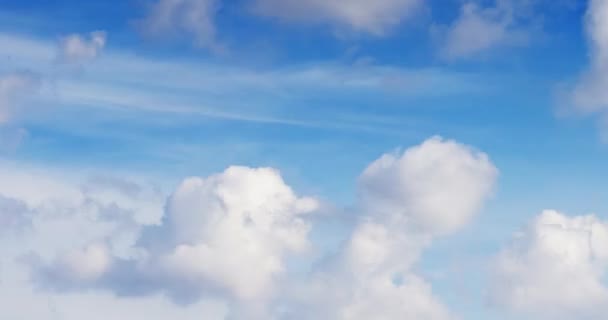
[
  {"xmin": 31, "ymin": 166, "xmax": 318, "ymax": 317},
  {"xmin": 569, "ymin": 0, "xmax": 608, "ymax": 137},
  {"xmin": 294, "ymin": 221, "xmax": 451, "ymax": 320},
  {"xmin": 0, "ymin": 165, "xmax": 164, "ymax": 260},
  {"xmin": 490, "ymin": 210, "xmax": 608, "ymax": 318},
  {"xmin": 151, "ymin": 167, "xmax": 318, "ymax": 303},
  {"xmin": 0, "ymin": 72, "xmax": 40, "ymax": 124},
  {"xmin": 0, "ymin": 166, "xmax": 227, "ymax": 320},
  {"xmin": 288, "ymin": 136, "xmax": 497, "ymax": 319},
  {"xmin": 22, "ymin": 137, "xmax": 498, "ymax": 319},
  {"xmin": 137, "ymin": 0, "xmax": 221, "ymax": 50},
  {"xmin": 57, "ymin": 31, "xmax": 107, "ymax": 64},
  {"xmin": 252, "ymin": 0, "xmax": 423, "ymax": 36},
  {"xmin": 358, "ymin": 136, "xmax": 498, "ymax": 235},
  {"xmin": 439, "ymin": 0, "xmax": 533, "ymax": 60}
]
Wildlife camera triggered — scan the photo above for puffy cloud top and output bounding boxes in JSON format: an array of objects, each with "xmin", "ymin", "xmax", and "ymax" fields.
[
  {"xmin": 290, "ymin": 136, "xmax": 497, "ymax": 320},
  {"xmin": 158, "ymin": 166, "xmax": 318, "ymax": 301},
  {"xmin": 358, "ymin": 136, "xmax": 498, "ymax": 235}
]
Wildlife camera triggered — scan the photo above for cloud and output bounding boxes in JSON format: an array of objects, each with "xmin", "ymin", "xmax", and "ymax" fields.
[
  {"xmin": 0, "ymin": 72, "xmax": 40, "ymax": 124},
  {"xmin": 490, "ymin": 210, "xmax": 608, "ymax": 318},
  {"xmin": 22, "ymin": 137, "xmax": 497, "ymax": 319},
  {"xmin": 150, "ymin": 167, "xmax": 318, "ymax": 303},
  {"xmin": 358, "ymin": 136, "xmax": 498, "ymax": 235},
  {"xmin": 569, "ymin": 0, "xmax": 608, "ymax": 137},
  {"xmin": 251, "ymin": 0, "xmax": 423, "ymax": 36},
  {"xmin": 287, "ymin": 136, "xmax": 497, "ymax": 319},
  {"xmin": 439, "ymin": 0, "xmax": 532, "ymax": 60},
  {"xmin": 31, "ymin": 166, "xmax": 318, "ymax": 317},
  {"xmin": 136, "ymin": 0, "xmax": 221, "ymax": 50},
  {"xmin": 57, "ymin": 31, "xmax": 107, "ymax": 64}
]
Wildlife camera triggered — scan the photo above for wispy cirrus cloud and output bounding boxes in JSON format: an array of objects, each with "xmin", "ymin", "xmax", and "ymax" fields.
[{"xmin": 0, "ymin": 31, "xmax": 488, "ymax": 137}]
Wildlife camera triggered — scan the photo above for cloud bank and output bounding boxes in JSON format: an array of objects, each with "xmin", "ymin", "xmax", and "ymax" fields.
[{"xmin": 17, "ymin": 136, "xmax": 497, "ymax": 319}]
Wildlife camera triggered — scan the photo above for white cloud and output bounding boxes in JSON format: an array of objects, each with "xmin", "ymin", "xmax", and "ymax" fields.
[
  {"xmin": 0, "ymin": 165, "xmax": 230, "ymax": 320},
  {"xmin": 154, "ymin": 167, "xmax": 318, "ymax": 303},
  {"xmin": 19, "ymin": 137, "xmax": 497, "ymax": 319},
  {"xmin": 58, "ymin": 31, "xmax": 107, "ymax": 64},
  {"xmin": 439, "ymin": 0, "xmax": 531, "ymax": 60},
  {"xmin": 30, "ymin": 166, "xmax": 318, "ymax": 318},
  {"xmin": 0, "ymin": 72, "xmax": 40, "ymax": 124},
  {"xmin": 289, "ymin": 136, "xmax": 497, "ymax": 319},
  {"xmin": 358, "ymin": 136, "xmax": 498, "ymax": 235},
  {"xmin": 490, "ymin": 210, "xmax": 608, "ymax": 318},
  {"xmin": 252, "ymin": 0, "xmax": 423, "ymax": 36},
  {"xmin": 296, "ymin": 221, "xmax": 451, "ymax": 320},
  {"xmin": 137, "ymin": 0, "xmax": 221, "ymax": 50}
]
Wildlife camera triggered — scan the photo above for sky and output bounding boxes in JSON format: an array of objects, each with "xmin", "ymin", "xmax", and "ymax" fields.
[{"xmin": 1, "ymin": 0, "xmax": 608, "ymax": 319}]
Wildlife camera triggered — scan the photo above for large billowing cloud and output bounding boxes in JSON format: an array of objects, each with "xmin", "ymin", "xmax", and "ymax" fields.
[
  {"xmin": 251, "ymin": 0, "xmax": 423, "ymax": 36},
  {"xmin": 147, "ymin": 166, "xmax": 318, "ymax": 304},
  {"xmin": 0, "ymin": 166, "xmax": 229, "ymax": 320},
  {"xmin": 490, "ymin": 210, "xmax": 608, "ymax": 318},
  {"xmin": 30, "ymin": 166, "xmax": 318, "ymax": 318},
  {"xmin": 286, "ymin": 136, "xmax": 497, "ymax": 319},
  {"xmin": 570, "ymin": 0, "xmax": 608, "ymax": 138},
  {"xmin": 16, "ymin": 136, "xmax": 498, "ymax": 319}
]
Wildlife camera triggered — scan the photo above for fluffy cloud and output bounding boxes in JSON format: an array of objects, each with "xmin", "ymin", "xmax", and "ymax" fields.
[
  {"xmin": 57, "ymin": 31, "xmax": 107, "ymax": 64},
  {"xmin": 439, "ymin": 0, "xmax": 535, "ymax": 60},
  {"xmin": 252, "ymin": 0, "xmax": 423, "ymax": 36},
  {"xmin": 31, "ymin": 166, "xmax": 318, "ymax": 317},
  {"xmin": 151, "ymin": 166, "xmax": 318, "ymax": 303},
  {"xmin": 490, "ymin": 210, "xmax": 608, "ymax": 318},
  {"xmin": 570, "ymin": 0, "xmax": 608, "ymax": 137},
  {"xmin": 0, "ymin": 72, "xmax": 40, "ymax": 124},
  {"xmin": 137, "ymin": 0, "xmax": 221, "ymax": 50},
  {"xmin": 290, "ymin": 136, "xmax": 497, "ymax": 319},
  {"xmin": 0, "ymin": 164, "xmax": 163, "ymax": 259},
  {"xmin": 295, "ymin": 221, "xmax": 451, "ymax": 320},
  {"xmin": 20, "ymin": 137, "xmax": 497, "ymax": 319},
  {"xmin": 358, "ymin": 136, "xmax": 498, "ymax": 235}
]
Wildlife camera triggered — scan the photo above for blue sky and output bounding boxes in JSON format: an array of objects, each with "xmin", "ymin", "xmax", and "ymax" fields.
[{"xmin": 1, "ymin": 1, "xmax": 608, "ymax": 320}]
